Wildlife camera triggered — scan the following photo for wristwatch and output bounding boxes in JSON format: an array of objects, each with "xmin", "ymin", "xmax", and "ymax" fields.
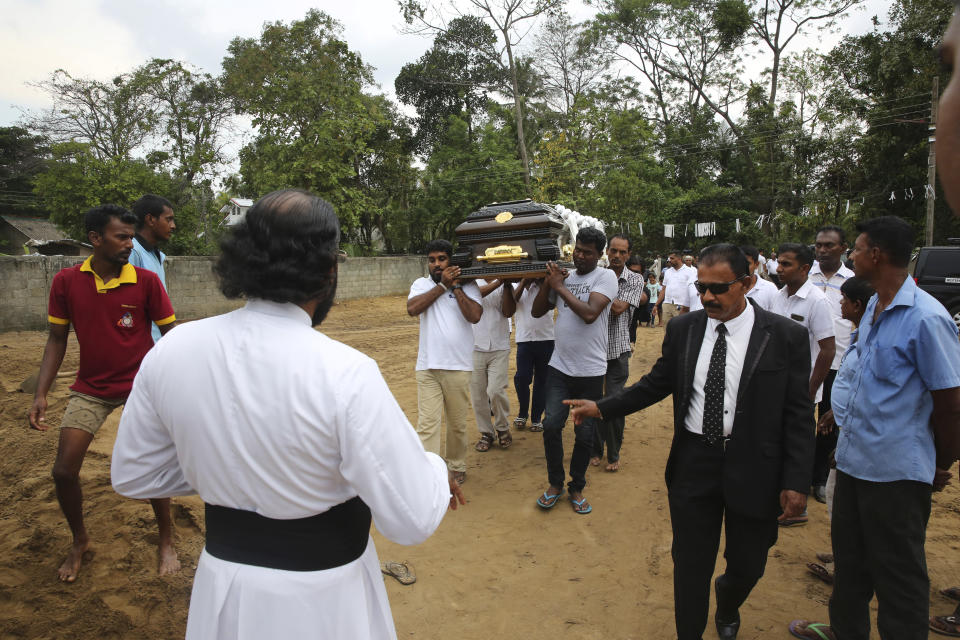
[{"xmin": 452, "ymin": 284, "xmax": 463, "ymax": 291}]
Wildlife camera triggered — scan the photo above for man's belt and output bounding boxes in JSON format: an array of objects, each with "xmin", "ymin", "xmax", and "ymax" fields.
[{"xmin": 204, "ymin": 496, "xmax": 371, "ymax": 572}]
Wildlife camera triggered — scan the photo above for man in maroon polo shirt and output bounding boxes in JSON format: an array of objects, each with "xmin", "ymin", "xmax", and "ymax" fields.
[{"xmin": 28, "ymin": 204, "xmax": 178, "ymax": 582}]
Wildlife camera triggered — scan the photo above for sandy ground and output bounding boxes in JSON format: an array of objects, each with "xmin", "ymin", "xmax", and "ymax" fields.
[{"xmin": 0, "ymin": 294, "xmax": 958, "ymax": 640}]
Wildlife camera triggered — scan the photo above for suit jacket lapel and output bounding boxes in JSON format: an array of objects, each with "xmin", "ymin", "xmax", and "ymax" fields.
[
  {"xmin": 736, "ymin": 303, "xmax": 772, "ymax": 409},
  {"xmin": 678, "ymin": 313, "xmax": 707, "ymax": 422}
]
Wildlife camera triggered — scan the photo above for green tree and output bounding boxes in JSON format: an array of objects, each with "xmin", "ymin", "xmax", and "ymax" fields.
[
  {"xmin": 395, "ymin": 16, "xmax": 502, "ymax": 154},
  {"xmin": 24, "ymin": 69, "xmax": 158, "ymax": 161},
  {"xmin": 0, "ymin": 127, "xmax": 49, "ymax": 217},
  {"xmin": 223, "ymin": 10, "xmax": 390, "ymax": 235}
]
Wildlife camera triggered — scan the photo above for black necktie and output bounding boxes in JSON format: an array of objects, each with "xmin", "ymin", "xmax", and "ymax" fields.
[{"xmin": 703, "ymin": 323, "xmax": 727, "ymax": 445}]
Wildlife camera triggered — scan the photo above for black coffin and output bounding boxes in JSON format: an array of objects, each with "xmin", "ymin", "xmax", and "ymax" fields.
[{"xmin": 451, "ymin": 200, "xmax": 573, "ymax": 280}]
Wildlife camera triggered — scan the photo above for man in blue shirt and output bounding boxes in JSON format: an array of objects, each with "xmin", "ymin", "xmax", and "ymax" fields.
[
  {"xmin": 130, "ymin": 194, "xmax": 176, "ymax": 343},
  {"xmin": 127, "ymin": 193, "xmax": 180, "ymax": 575},
  {"xmin": 789, "ymin": 216, "xmax": 960, "ymax": 640}
]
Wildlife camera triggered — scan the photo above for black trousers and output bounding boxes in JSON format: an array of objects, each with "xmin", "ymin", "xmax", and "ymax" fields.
[
  {"xmin": 829, "ymin": 470, "xmax": 932, "ymax": 640},
  {"xmin": 668, "ymin": 431, "xmax": 779, "ymax": 640},
  {"xmin": 813, "ymin": 369, "xmax": 838, "ymax": 487}
]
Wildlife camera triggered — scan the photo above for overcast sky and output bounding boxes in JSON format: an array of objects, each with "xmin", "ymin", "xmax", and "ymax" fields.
[{"xmin": 1, "ymin": 0, "xmax": 887, "ymax": 128}]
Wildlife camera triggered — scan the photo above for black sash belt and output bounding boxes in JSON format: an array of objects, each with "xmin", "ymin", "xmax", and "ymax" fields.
[{"xmin": 204, "ymin": 497, "xmax": 371, "ymax": 572}]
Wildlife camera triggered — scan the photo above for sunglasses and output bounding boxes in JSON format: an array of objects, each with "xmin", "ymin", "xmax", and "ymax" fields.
[
  {"xmin": 693, "ymin": 276, "xmax": 746, "ymax": 296},
  {"xmin": 335, "ymin": 249, "xmax": 348, "ymax": 264}
]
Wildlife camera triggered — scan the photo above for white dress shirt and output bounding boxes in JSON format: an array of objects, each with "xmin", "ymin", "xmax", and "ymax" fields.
[
  {"xmin": 472, "ymin": 280, "xmax": 510, "ymax": 352},
  {"xmin": 112, "ymin": 300, "xmax": 451, "ymax": 640},
  {"xmin": 663, "ymin": 265, "xmax": 695, "ymax": 305},
  {"xmin": 745, "ymin": 274, "xmax": 778, "ymax": 311},
  {"xmin": 684, "ymin": 302, "xmax": 755, "ymax": 436},
  {"xmin": 808, "ymin": 262, "xmax": 855, "ymax": 369},
  {"xmin": 769, "ymin": 278, "xmax": 835, "ymax": 402}
]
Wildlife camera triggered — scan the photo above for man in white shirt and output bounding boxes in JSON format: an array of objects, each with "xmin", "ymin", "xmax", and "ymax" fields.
[
  {"xmin": 771, "ymin": 243, "xmax": 835, "ymax": 526},
  {"xmin": 593, "ymin": 234, "xmax": 646, "ymax": 472},
  {"xmin": 659, "ymin": 251, "xmax": 696, "ymax": 323},
  {"xmin": 469, "ymin": 279, "xmax": 513, "ymax": 452},
  {"xmin": 407, "ymin": 239, "xmax": 483, "ymax": 485},
  {"xmin": 807, "ymin": 226, "xmax": 855, "ymax": 503},
  {"xmin": 566, "ymin": 243, "xmax": 813, "ymax": 640},
  {"xmin": 111, "ymin": 189, "xmax": 463, "ymax": 640},
  {"xmin": 503, "ymin": 279, "xmax": 554, "ymax": 432},
  {"xmin": 771, "ymin": 243, "xmax": 836, "ymax": 405},
  {"xmin": 532, "ymin": 228, "xmax": 618, "ymax": 515},
  {"xmin": 766, "ymin": 252, "xmax": 780, "ymax": 287},
  {"xmin": 740, "ymin": 246, "xmax": 778, "ymax": 311}
]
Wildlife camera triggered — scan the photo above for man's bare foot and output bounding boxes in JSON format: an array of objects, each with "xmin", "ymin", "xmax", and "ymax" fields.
[
  {"xmin": 58, "ymin": 538, "xmax": 89, "ymax": 582},
  {"xmin": 605, "ymin": 461, "xmax": 620, "ymax": 472},
  {"xmin": 589, "ymin": 456, "xmax": 601, "ymax": 466},
  {"xmin": 158, "ymin": 543, "xmax": 181, "ymax": 575}
]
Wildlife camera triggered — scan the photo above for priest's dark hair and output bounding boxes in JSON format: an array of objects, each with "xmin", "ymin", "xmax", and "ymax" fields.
[
  {"xmin": 698, "ymin": 243, "xmax": 749, "ymax": 279},
  {"xmin": 216, "ymin": 189, "xmax": 340, "ymax": 305},
  {"xmin": 576, "ymin": 227, "xmax": 606, "ymax": 254}
]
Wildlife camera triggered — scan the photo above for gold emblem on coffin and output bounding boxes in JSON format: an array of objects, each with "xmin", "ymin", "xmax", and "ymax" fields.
[
  {"xmin": 476, "ymin": 245, "xmax": 529, "ymax": 263},
  {"xmin": 561, "ymin": 244, "xmax": 574, "ymax": 261},
  {"xmin": 494, "ymin": 211, "xmax": 513, "ymax": 224}
]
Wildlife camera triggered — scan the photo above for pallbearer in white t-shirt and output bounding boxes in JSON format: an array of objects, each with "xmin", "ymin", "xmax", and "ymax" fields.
[
  {"xmin": 112, "ymin": 190, "xmax": 464, "ymax": 640},
  {"xmin": 502, "ymin": 278, "xmax": 555, "ymax": 432},
  {"xmin": 740, "ymin": 245, "xmax": 778, "ymax": 311},
  {"xmin": 469, "ymin": 279, "xmax": 513, "ymax": 452},
  {"xmin": 407, "ymin": 239, "xmax": 483, "ymax": 486},
  {"xmin": 531, "ymin": 228, "xmax": 618, "ymax": 515}
]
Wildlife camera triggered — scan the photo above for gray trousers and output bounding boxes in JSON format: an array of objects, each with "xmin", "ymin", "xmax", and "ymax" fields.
[
  {"xmin": 593, "ymin": 351, "xmax": 630, "ymax": 462},
  {"xmin": 471, "ymin": 349, "xmax": 510, "ymax": 435}
]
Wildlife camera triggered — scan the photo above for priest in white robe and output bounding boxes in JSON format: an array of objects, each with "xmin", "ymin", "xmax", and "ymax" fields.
[{"xmin": 112, "ymin": 189, "xmax": 462, "ymax": 640}]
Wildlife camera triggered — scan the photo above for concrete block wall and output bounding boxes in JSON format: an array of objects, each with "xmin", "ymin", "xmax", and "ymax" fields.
[{"xmin": 0, "ymin": 255, "xmax": 427, "ymax": 332}]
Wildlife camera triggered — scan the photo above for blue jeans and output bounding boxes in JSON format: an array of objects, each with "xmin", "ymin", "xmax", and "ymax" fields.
[
  {"xmin": 514, "ymin": 340, "xmax": 554, "ymax": 423},
  {"xmin": 542, "ymin": 366, "xmax": 604, "ymax": 493}
]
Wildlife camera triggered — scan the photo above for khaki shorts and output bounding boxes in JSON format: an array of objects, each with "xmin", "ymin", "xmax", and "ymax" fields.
[
  {"xmin": 61, "ymin": 391, "xmax": 125, "ymax": 435},
  {"xmin": 661, "ymin": 302, "xmax": 681, "ymax": 323}
]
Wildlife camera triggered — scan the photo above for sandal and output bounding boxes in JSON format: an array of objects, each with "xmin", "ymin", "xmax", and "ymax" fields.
[
  {"xmin": 528, "ymin": 422, "xmax": 544, "ymax": 432},
  {"xmin": 496, "ymin": 429, "xmax": 512, "ymax": 449},
  {"xmin": 513, "ymin": 417, "xmax": 527, "ymax": 430},
  {"xmin": 806, "ymin": 562, "xmax": 834, "ymax": 585},
  {"xmin": 942, "ymin": 586, "xmax": 960, "ymax": 602},
  {"xmin": 788, "ymin": 620, "xmax": 837, "ymax": 640},
  {"xmin": 381, "ymin": 561, "xmax": 416, "ymax": 585},
  {"xmin": 537, "ymin": 489, "xmax": 564, "ymax": 509},
  {"xmin": 931, "ymin": 614, "xmax": 960, "ymax": 637},
  {"xmin": 475, "ymin": 434, "xmax": 493, "ymax": 452},
  {"xmin": 452, "ymin": 470, "xmax": 466, "ymax": 485},
  {"xmin": 570, "ymin": 495, "xmax": 592, "ymax": 514}
]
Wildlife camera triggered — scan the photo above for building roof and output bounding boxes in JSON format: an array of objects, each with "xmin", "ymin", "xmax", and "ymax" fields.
[{"xmin": 1, "ymin": 216, "xmax": 66, "ymax": 242}]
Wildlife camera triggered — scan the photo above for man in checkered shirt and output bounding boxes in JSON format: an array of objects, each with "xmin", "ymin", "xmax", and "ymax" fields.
[{"xmin": 591, "ymin": 234, "xmax": 647, "ymax": 471}]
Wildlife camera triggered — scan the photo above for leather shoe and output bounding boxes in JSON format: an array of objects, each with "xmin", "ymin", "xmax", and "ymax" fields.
[
  {"xmin": 812, "ymin": 485, "xmax": 827, "ymax": 504},
  {"xmin": 715, "ymin": 611, "xmax": 740, "ymax": 640},
  {"xmin": 714, "ymin": 577, "xmax": 740, "ymax": 639}
]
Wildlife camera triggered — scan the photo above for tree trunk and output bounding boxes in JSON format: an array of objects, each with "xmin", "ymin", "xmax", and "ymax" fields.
[{"xmin": 503, "ymin": 37, "xmax": 531, "ymax": 190}]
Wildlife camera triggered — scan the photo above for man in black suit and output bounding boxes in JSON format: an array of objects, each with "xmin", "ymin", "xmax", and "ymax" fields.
[{"xmin": 566, "ymin": 243, "xmax": 814, "ymax": 640}]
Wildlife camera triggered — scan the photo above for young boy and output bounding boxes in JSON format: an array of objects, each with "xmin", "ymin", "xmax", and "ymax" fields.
[{"xmin": 644, "ymin": 272, "xmax": 661, "ymax": 327}]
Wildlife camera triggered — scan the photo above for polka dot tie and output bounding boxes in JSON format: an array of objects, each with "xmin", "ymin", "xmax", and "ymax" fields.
[{"xmin": 703, "ymin": 323, "xmax": 727, "ymax": 445}]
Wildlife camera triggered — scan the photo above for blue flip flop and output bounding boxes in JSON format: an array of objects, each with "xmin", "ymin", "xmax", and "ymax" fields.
[
  {"xmin": 570, "ymin": 496, "xmax": 592, "ymax": 514},
  {"xmin": 536, "ymin": 489, "xmax": 564, "ymax": 509}
]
